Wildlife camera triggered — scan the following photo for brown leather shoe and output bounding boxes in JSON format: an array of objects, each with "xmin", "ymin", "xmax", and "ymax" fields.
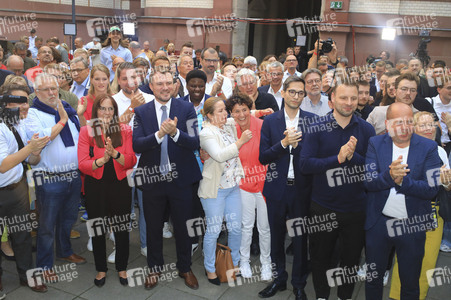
[
  {"xmin": 57, "ymin": 253, "xmax": 86, "ymax": 265},
  {"xmin": 144, "ymin": 272, "xmax": 160, "ymax": 290},
  {"xmin": 179, "ymin": 270, "xmax": 199, "ymax": 290},
  {"xmin": 70, "ymin": 230, "xmax": 80, "ymax": 239},
  {"xmin": 20, "ymin": 280, "xmax": 48, "ymax": 293}
]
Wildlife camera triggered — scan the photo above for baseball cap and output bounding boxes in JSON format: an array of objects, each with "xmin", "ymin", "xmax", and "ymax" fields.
[{"xmin": 109, "ymin": 26, "xmax": 121, "ymax": 33}]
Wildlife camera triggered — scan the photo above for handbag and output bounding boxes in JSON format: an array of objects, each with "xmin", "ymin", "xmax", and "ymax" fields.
[
  {"xmin": 437, "ymin": 186, "xmax": 451, "ymax": 222},
  {"xmin": 215, "ymin": 243, "xmax": 236, "ymax": 283}
]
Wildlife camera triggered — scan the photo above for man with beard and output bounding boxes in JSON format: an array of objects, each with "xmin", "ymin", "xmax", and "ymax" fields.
[
  {"xmin": 132, "ymin": 69, "xmax": 202, "ymax": 290},
  {"xmin": 24, "ymin": 46, "xmax": 53, "ymax": 82},
  {"xmin": 201, "ymin": 48, "xmax": 233, "ymax": 99},
  {"xmin": 300, "ymin": 68, "xmax": 331, "ymax": 117},
  {"xmin": 355, "ymin": 80, "xmax": 374, "ymax": 120},
  {"xmin": 282, "ymin": 55, "xmax": 302, "ymax": 83},
  {"xmin": 300, "ymin": 80, "xmax": 375, "ymax": 300}
]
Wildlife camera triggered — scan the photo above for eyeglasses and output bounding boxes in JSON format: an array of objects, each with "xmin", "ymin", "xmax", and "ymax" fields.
[
  {"xmin": 204, "ymin": 59, "xmax": 219, "ymax": 64},
  {"xmin": 37, "ymin": 87, "xmax": 58, "ymax": 93},
  {"xmin": 306, "ymin": 79, "xmax": 321, "ymax": 85},
  {"xmin": 99, "ymin": 106, "xmax": 114, "ymax": 112},
  {"xmin": 399, "ymin": 87, "xmax": 417, "ymax": 94},
  {"xmin": 287, "ymin": 89, "xmax": 305, "ymax": 98},
  {"xmin": 71, "ymin": 68, "xmax": 87, "ymax": 74},
  {"xmin": 240, "ymin": 81, "xmax": 256, "ymax": 87},
  {"xmin": 286, "ymin": 59, "xmax": 297, "ymax": 63},
  {"xmin": 270, "ymin": 72, "xmax": 283, "ymax": 77}
]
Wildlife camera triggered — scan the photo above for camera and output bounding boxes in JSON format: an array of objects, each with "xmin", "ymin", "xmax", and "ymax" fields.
[
  {"xmin": 0, "ymin": 95, "xmax": 27, "ymax": 127},
  {"xmin": 320, "ymin": 38, "xmax": 335, "ymax": 55}
]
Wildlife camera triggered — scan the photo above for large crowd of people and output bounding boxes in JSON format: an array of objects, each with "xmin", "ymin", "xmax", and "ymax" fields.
[{"xmin": 0, "ymin": 25, "xmax": 450, "ymax": 300}]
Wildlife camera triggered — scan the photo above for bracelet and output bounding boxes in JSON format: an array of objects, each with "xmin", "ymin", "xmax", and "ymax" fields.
[
  {"xmin": 217, "ymin": 92, "xmax": 224, "ymax": 97},
  {"xmin": 58, "ymin": 121, "xmax": 66, "ymax": 127},
  {"xmin": 94, "ymin": 159, "xmax": 101, "ymax": 168},
  {"xmin": 114, "ymin": 152, "xmax": 121, "ymax": 159},
  {"xmin": 313, "ymin": 52, "xmax": 318, "ymax": 56}
]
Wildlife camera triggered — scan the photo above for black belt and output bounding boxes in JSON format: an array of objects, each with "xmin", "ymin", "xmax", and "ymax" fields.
[
  {"xmin": 0, "ymin": 180, "xmax": 22, "ymax": 191},
  {"xmin": 287, "ymin": 178, "xmax": 295, "ymax": 186}
]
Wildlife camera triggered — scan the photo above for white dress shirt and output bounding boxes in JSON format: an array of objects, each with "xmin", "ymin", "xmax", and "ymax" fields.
[
  {"xmin": 283, "ymin": 70, "xmax": 302, "ymax": 83},
  {"xmin": 205, "ymin": 72, "xmax": 233, "ymax": 99},
  {"xmin": 281, "ymin": 109, "xmax": 300, "ymax": 179},
  {"xmin": 113, "ymin": 90, "xmax": 155, "ymax": 126},
  {"xmin": 0, "ymin": 123, "xmax": 27, "ymax": 187},
  {"xmin": 268, "ymin": 85, "xmax": 283, "ymax": 109}
]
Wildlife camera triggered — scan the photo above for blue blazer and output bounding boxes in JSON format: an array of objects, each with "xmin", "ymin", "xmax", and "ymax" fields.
[
  {"xmin": 132, "ymin": 98, "xmax": 202, "ymax": 190},
  {"xmin": 364, "ymin": 133, "xmax": 441, "ymax": 230},
  {"xmin": 258, "ymin": 85, "xmax": 270, "ymax": 94},
  {"xmin": 259, "ymin": 108, "xmax": 316, "ymax": 204}
]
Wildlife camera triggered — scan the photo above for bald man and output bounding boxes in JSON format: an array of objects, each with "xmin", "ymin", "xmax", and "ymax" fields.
[
  {"xmin": 110, "ymin": 57, "xmax": 125, "ymax": 81},
  {"xmin": 364, "ymin": 102, "xmax": 441, "ymax": 300},
  {"xmin": 6, "ymin": 55, "xmax": 24, "ymax": 76}
]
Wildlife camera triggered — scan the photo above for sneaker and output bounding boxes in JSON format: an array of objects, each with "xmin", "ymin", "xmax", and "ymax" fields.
[
  {"xmin": 78, "ymin": 204, "xmax": 86, "ymax": 211},
  {"xmin": 383, "ymin": 270, "xmax": 390, "ymax": 286},
  {"xmin": 87, "ymin": 237, "xmax": 93, "ymax": 252},
  {"xmin": 141, "ymin": 247, "xmax": 147, "ymax": 257},
  {"xmin": 240, "ymin": 261, "xmax": 252, "ymax": 278},
  {"xmin": 80, "ymin": 212, "xmax": 88, "ymax": 222},
  {"xmin": 357, "ymin": 265, "xmax": 367, "ymax": 281},
  {"xmin": 162, "ymin": 222, "xmax": 172, "ymax": 239},
  {"xmin": 261, "ymin": 264, "xmax": 272, "ymax": 281},
  {"xmin": 108, "ymin": 249, "xmax": 116, "ymax": 264},
  {"xmin": 191, "ymin": 243, "xmax": 199, "ymax": 256},
  {"xmin": 440, "ymin": 244, "xmax": 451, "ymax": 253},
  {"xmin": 0, "ymin": 291, "xmax": 5, "ymax": 299}
]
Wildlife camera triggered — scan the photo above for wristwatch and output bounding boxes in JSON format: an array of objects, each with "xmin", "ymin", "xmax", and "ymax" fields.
[
  {"xmin": 114, "ymin": 152, "xmax": 121, "ymax": 159},
  {"xmin": 128, "ymin": 106, "xmax": 134, "ymax": 113}
]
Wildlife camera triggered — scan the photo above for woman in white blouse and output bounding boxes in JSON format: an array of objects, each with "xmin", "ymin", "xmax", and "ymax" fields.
[{"xmin": 198, "ymin": 97, "xmax": 252, "ymax": 285}]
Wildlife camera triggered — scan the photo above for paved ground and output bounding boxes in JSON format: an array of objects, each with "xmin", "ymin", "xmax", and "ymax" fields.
[{"xmin": 1, "ymin": 209, "xmax": 450, "ymax": 300}]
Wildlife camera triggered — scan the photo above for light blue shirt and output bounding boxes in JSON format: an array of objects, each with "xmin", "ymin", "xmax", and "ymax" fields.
[
  {"xmin": 0, "ymin": 123, "xmax": 27, "ymax": 187},
  {"xmin": 300, "ymin": 94, "xmax": 331, "ymax": 117},
  {"xmin": 70, "ymin": 74, "xmax": 90, "ymax": 99},
  {"xmin": 135, "ymin": 52, "xmax": 150, "ymax": 64},
  {"xmin": 100, "ymin": 45, "xmax": 133, "ymax": 81},
  {"xmin": 25, "ymin": 107, "xmax": 79, "ymax": 173}
]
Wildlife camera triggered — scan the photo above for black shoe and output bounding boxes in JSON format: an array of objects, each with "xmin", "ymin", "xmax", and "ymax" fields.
[
  {"xmin": 293, "ymin": 288, "xmax": 307, "ymax": 300},
  {"xmin": 258, "ymin": 281, "xmax": 287, "ymax": 298},
  {"xmin": 250, "ymin": 242, "xmax": 260, "ymax": 256},
  {"xmin": 94, "ymin": 276, "xmax": 106, "ymax": 287},
  {"xmin": 286, "ymin": 242, "xmax": 293, "ymax": 256},
  {"xmin": 119, "ymin": 277, "xmax": 128, "ymax": 286},
  {"xmin": 205, "ymin": 271, "xmax": 220, "ymax": 286}
]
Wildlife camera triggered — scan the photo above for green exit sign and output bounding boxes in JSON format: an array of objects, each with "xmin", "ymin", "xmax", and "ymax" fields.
[{"xmin": 330, "ymin": 1, "xmax": 343, "ymax": 9}]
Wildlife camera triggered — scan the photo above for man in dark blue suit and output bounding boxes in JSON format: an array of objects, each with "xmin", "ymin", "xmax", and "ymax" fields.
[
  {"xmin": 258, "ymin": 76, "xmax": 315, "ymax": 300},
  {"xmin": 0, "ymin": 69, "xmax": 14, "ymax": 87},
  {"xmin": 133, "ymin": 69, "xmax": 202, "ymax": 290},
  {"xmin": 364, "ymin": 102, "xmax": 441, "ymax": 300}
]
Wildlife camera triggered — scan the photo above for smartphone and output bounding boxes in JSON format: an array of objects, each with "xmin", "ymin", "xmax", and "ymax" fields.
[{"xmin": 90, "ymin": 49, "xmax": 100, "ymax": 54}]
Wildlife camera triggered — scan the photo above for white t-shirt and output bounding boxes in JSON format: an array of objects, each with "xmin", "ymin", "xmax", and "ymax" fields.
[
  {"xmin": 268, "ymin": 85, "xmax": 283, "ymax": 110},
  {"xmin": 113, "ymin": 89, "xmax": 155, "ymax": 127},
  {"xmin": 382, "ymin": 143, "xmax": 410, "ymax": 218},
  {"xmin": 205, "ymin": 72, "xmax": 233, "ymax": 99},
  {"xmin": 426, "ymin": 95, "xmax": 451, "ymax": 143}
]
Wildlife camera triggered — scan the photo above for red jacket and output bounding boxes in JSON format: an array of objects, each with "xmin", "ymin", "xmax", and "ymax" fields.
[{"xmin": 78, "ymin": 124, "xmax": 137, "ymax": 180}]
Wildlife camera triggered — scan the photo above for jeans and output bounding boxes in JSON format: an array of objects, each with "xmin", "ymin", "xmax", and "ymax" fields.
[
  {"xmin": 201, "ymin": 185, "xmax": 242, "ymax": 273},
  {"xmin": 132, "ymin": 187, "xmax": 146, "ymax": 249},
  {"xmin": 239, "ymin": 189, "xmax": 271, "ymax": 265},
  {"xmin": 442, "ymin": 221, "xmax": 451, "ymax": 247},
  {"xmin": 35, "ymin": 172, "xmax": 82, "ymax": 269}
]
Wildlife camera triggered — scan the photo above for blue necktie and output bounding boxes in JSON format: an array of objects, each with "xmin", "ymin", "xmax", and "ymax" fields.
[{"xmin": 159, "ymin": 106, "xmax": 169, "ymax": 175}]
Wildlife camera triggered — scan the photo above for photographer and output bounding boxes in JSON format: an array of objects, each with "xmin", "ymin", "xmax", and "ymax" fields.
[
  {"xmin": 308, "ymin": 38, "xmax": 338, "ymax": 70},
  {"xmin": 0, "ymin": 80, "xmax": 49, "ymax": 295}
]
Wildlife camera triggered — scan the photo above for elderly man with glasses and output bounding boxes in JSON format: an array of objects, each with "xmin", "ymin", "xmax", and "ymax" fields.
[{"xmin": 300, "ymin": 68, "xmax": 332, "ymax": 117}]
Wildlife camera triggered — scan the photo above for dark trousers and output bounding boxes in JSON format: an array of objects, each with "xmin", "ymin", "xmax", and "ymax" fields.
[
  {"xmin": 365, "ymin": 215, "xmax": 425, "ymax": 300},
  {"xmin": 190, "ymin": 181, "xmax": 204, "ymax": 245},
  {"xmin": 309, "ymin": 201, "xmax": 365, "ymax": 299},
  {"xmin": 143, "ymin": 181, "xmax": 192, "ymax": 273},
  {"xmin": 85, "ymin": 173, "xmax": 131, "ymax": 273},
  {"xmin": 0, "ymin": 178, "xmax": 32, "ymax": 282},
  {"xmin": 266, "ymin": 184, "xmax": 309, "ymax": 289}
]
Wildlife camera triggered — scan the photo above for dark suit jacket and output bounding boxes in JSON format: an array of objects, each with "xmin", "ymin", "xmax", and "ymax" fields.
[
  {"xmin": 370, "ymin": 78, "xmax": 377, "ymax": 98},
  {"xmin": 259, "ymin": 108, "xmax": 316, "ymax": 206},
  {"xmin": 255, "ymin": 91, "xmax": 279, "ymax": 112},
  {"xmin": 0, "ymin": 69, "xmax": 13, "ymax": 87},
  {"xmin": 364, "ymin": 133, "xmax": 441, "ymax": 230},
  {"xmin": 258, "ymin": 85, "xmax": 270, "ymax": 94},
  {"xmin": 132, "ymin": 98, "xmax": 202, "ymax": 190},
  {"xmin": 180, "ymin": 94, "xmax": 211, "ymax": 103}
]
